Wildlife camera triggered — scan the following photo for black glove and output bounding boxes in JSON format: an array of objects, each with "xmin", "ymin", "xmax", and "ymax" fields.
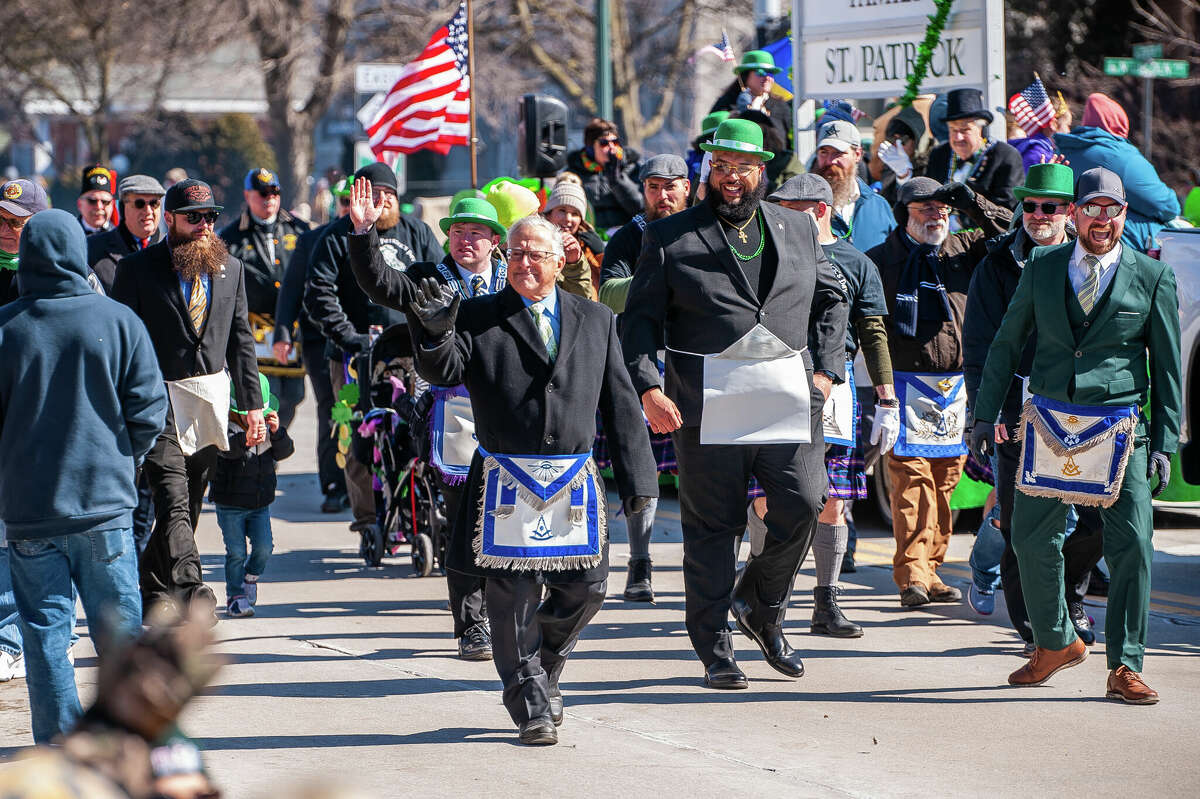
[
  {"xmin": 341, "ymin": 332, "xmax": 371, "ymax": 355},
  {"xmin": 623, "ymin": 496, "xmax": 653, "ymax": 516},
  {"xmin": 1148, "ymin": 451, "xmax": 1171, "ymax": 498},
  {"xmin": 932, "ymin": 181, "xmax": 975, "ymax": 212},
  {"xmin": 969, "ymin": 420, "xmax": 995, "ymax": 459},
  {"xmin": 408, "ymin": 276, "xmax": 460, "ymax": 341}
]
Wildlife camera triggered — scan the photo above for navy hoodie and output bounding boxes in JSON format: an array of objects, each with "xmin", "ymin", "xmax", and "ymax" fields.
[{"xmin": 0, "ymin": 209, "xmax": 167, "ymax": 540}]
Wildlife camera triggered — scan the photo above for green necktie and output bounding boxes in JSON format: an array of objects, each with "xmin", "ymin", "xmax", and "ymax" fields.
[
  {"xmin": 530, "ymin": 301, "xmax": 557, "ymax": 360},
  {"xmin": 1077, "ymin": 255, "xmax": 1100, "ymax": 315}
]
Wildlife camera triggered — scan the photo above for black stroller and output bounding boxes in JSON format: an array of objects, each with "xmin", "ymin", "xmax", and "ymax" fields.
[{"xmin": 352, "ymin": 323, "xmax": 448, "ymax": 575}]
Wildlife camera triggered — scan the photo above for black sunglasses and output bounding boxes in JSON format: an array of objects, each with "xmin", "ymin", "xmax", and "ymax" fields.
[
  {"xmin": 257, "ymin": 188, "xmax": 280, "ymax": 198},
  {"xmin": 184, "ymin": 211, "xmax": 220, "ymax": 225},
  {"xmin": 1021, "ymin": 201, "xmax": 1063, "ymax": 215},
  {"xmin": 129, "ymin": 198, "xmax": 161, "ymax": 210}
]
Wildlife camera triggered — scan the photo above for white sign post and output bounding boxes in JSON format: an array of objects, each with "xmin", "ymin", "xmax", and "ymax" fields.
[{"xmin": 791, "ymin": 0, "xmax": 1006, "ymax": 164}]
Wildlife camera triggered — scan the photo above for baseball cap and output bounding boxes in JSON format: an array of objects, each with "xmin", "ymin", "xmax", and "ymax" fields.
[
  {"xmin": 768, "ymin": 174, "xmax": 833, "ymax": 205},
  {"xmin": 1075, "ymin": 167, "xmax": 1127, "ymax": 206},
  {"xmin": 164, "ymin": 178, "xmax": 223, "ymax": 213},
  {"xmin": 639, "ymin": 154, "xmax": 689, "ymax": 181},
  {"xmin": 244, "ymin": 167, "xmax": 281, "ymax": 192},
  {"xmin": 0, "ymin": 179, "xmax": 50, "ymax": 217},
  {"xmin": 816, "ymin": 120, "xmax": 861, "ymax": 153}
]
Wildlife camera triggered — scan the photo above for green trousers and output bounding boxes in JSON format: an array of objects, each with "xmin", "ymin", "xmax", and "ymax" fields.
[{"xmin": 1010, "ymin": 444, "xmax": 1153, "ymax": 671}]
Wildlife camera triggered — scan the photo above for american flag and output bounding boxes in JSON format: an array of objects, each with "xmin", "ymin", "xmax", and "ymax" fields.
[
  {"xmin": 366, "ymin": 2, "xmax": 470, "ymax": 159},
  {"xmin": 823, "ymin": 99, "xmax": 866, "ymax": 122},
  {"xmin": 692, "ymin": 30, "xmax": 735, "ymax": 63},
  {"xmin": 1008, "ymin": 77, "xmax": 1056, "ymax": 133}
]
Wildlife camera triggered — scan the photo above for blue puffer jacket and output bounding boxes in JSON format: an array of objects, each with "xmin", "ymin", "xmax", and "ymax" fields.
[
  {"xmin": 831, "ymin": 177, "xmax": 895, "ymax": 253},
  {"xmin": 1054, "ymin": 126, "xmax": 1181, "ymax": 252}
]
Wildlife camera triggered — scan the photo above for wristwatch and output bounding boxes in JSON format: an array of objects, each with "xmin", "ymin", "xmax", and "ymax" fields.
[{"xmin": 876, "ymin": 398, "xmax": 900, "ymax": 408}]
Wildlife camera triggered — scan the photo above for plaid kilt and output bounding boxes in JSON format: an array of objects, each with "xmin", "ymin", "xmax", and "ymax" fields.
[{"xmin": 593, "ymin": 412, "xmax": 677, "ymax": 474}]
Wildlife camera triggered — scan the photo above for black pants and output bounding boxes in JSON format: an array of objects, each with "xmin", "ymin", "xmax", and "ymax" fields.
[
  {"xmin": 302, "ymin": 339, "xmax": 344, "ymax": 496},
  {"xmin": 672, "ymin": 425, "xmax": 827, "ymax": 666},
  {"xmin": 132, "ymin": 470, "xmax": 155, "ymax": 556},
  {"xmin": 438, "ymin": 477, "xmax": 487, "ymax": 638},
  {"xmin": 486, "ymin": 575, "xmax": 605, "ymax": 726},
  {"xmin": 139, "ymin": 410, "xmax": 218, "ymax": 606},
  {"xmin": 994, "ymin": 438, "xmax": 1105, "ymax": 642}
]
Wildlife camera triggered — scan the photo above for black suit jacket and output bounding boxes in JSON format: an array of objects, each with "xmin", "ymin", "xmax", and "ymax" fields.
[
  {"xmin": 87, "ymin": 224, "xmax": 163, "ymax": 294},
  {"xmin": 621, "ymin": 201, "xmax": 848, "ymax": 427},
  {"xmin": 413, "ymin": 285, "xmax": 658, "ymax": 580},
  {"xmin": 111, "ymin": 241, "xmax": 262, "ymax": 412},
  {"xmin": 924, "ymin": 140, "xmax": 1025, "ymax": 211}
]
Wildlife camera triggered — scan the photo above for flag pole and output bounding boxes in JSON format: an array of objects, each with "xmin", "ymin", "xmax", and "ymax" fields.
[{"xmin": 466, "ymin": 0, "xmax": 478, "ymax": 188}]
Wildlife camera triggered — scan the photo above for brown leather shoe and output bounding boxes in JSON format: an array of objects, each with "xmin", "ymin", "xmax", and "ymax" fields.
[
  {"xmin": 1008, "ymin": 637, "xmax": 1087, "ymax": 686},
  {"xmin": 1106, "ymin": 665, "xmax": 1159, "ymax": 705}
]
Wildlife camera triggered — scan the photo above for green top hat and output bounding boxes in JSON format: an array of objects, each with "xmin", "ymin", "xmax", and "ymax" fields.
[
  {"xmin": 700, "ymin": 111, "xmax": 730, "ymax": 137},
  {"xmin": 1013, "ymin": 163, "xmax": 1075, "ymax": 202},
  {"xmin": 439, "ymin": 197, "xmax": 507, "ymax": 240},
  {"xmin": 231, "ymin": 373, "xmax": 278, "ymax": 415},
  {"xmin": 734, "ymin": 50, "xmax": 781, "ymax": 75},
  {"xmin": 699, "ymin": 119, "xmax": 775, "ymax": 162}
]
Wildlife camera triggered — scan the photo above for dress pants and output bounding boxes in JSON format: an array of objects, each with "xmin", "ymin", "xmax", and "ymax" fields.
[
  {"xmin": 303, "ymin": 339, "xmax": 344, "ymax": 497},
  {"xmin": 887, "ymin": 452, "xmax": 965, "ymax": 591},
  {"xmin": 993, "ymin": 438, "xmax": 1104, "ymax": 642},
  {"xmin": 437, "ymin": 476, "xmax": 487, "ymax": 638},
  {"xmin": 139, "ymin": 405, "xmax": 218, "ymax": 606},
  {"xmin": 486, "ymin": 574, "xmax": 605, "ymax": 725},
  {"xmin": 672, "ymin": 425, "xmax": 826, "ymax": 667},
  {"xmin": 329, "ymin": 360, "xmax": 377, "ymax": 532},
  {"xmin": 1011, "ymin": 443, "xmax": 1152, "ymax": 671}
]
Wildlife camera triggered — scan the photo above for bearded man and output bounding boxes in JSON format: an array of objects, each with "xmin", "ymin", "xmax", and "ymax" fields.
[
  {"xmin": 112, "ymin": 178, "xmax": 264, "ymax": 621},
  {"xmin": 813, "ymin": 119, "xmax": 894, "ymax": 252},
  {"xmin": 622, "ymin": 119, "xmax": 849, "ymax": 688}
]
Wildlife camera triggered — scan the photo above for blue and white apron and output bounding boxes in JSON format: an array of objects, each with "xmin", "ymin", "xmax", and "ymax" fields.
[
  {"xmin": 429, "ymin": 386, "xmax": 476, "ymax": 485},
  {"xmin": 1017, "ymin": 395, "xmax": 1138, "ymax": 508},
  {"xmin": 893, "ymin": 371, "xmax": 967, "ymax": 458},
  {"xmin": 822, "ymin": 359, "xmax": 857, "ymax": 447},
  {"xmin": 474, "ymin": 447, "xmax": 606, "ymax": 571}
]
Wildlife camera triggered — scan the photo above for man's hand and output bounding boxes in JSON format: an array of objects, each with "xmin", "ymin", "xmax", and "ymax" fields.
[
  {"xmin": 1148, "ymin": 451, "xmax": 1171, "ymax": 498},
  {"xmin": 623, "ymin": 496, "xmax": 653, "ymax": 516},
  {"xmin": 562, "ymin": 231, "xmax": 583, "ymax": 263},
  {"xmin": 878, "ymin": 138, "xmax": 913, "ymax": 180},
  {"xmin": 245, "ymin": 408, "xmax": 266, "ymax": 447},
  {"xmin": 642, "ymin": 388, "xmax": 683, "ymax": 434},
  {"xmin": 350, "ymin": 176, "xmax": 384, "ymax": 235},
  {"xmin": 932, "ymin": 181, "xmax": 976, "ymax": 212},
  {"xmin": 812, "ymin": 372, "xmax": 833, "ymax": 403},
  {"xmin": 408, "ymin": 276, "xmax": 460, "ymax": 341},
  {"xmin": 272, "ymin": 340, "xmax": 292, "ymax": 365}
]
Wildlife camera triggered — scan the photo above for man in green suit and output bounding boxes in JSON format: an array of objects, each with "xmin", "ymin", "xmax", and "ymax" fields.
[{"xmin": 970, "ymin": 167, "xmax": 1180, "ymax": 704}]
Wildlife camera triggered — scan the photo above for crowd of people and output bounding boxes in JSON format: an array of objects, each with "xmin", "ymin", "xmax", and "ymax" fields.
[{"xmin": 0, "ymin": 50, "xmax": 1187, "ymax": 785}]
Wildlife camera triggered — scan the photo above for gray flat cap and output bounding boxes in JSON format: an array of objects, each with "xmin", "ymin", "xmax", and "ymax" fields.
[
  {"xmin": 1076, "ymin": 167, "xmax": 1126, "ymax": 206},
  {"xmin": 768, "ymin": 174, "xmax": 833, "ymax": 205},
  {"xmin": 118, "ymin": 174, "xmax": 166, "ymax": 199},
  {"xmin": 639, "ymin": 154, "xmax": 689, "ymax": 181}
]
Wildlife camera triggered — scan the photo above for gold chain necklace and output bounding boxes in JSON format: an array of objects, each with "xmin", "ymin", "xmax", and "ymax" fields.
[{"xmin": 718, "ymin": 213, "xmax": 756, "ymax": 245}]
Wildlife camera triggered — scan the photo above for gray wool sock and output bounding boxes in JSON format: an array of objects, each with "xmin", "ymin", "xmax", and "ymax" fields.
[
  {"xmin": 625, "ymin": 497, "xmax": 657, "ymax": 559},
  {"xmin": 813, "ymin": 522, "xmax": 849, "ymax": 587}
]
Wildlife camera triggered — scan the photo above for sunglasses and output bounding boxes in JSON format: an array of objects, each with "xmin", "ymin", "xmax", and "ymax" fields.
[
  {"xmin": 752, "ymin": 69, "xmax": 772, "ymax": 78},
  {"xmin": 595, "ymin": 137, "xmax": 620, "ymax": 148},
  {"xmin": 83, "ymin": 196, "xmax": 113, "ymax": 206},
  {"xmin": 183, "ymin": 211, "xmax": 220, "ymax": 225},
  {"xmin": 257, "ymin": 188, "xmax": 280, "ymax": 198},
  {"xmin": 1022, "ymin": 201, "xmax": 1063, "ymax": 215},
  {"xmin": 128, "ymin": 198, "xmax": 161, "ymax": 210},
  {"xmin": 0, "ymin": 215, "xmax": 27, "ymax": 232},
  {"xmin": 1080, "ymin": 203, "xmax": 1125, "ymax": 219}
]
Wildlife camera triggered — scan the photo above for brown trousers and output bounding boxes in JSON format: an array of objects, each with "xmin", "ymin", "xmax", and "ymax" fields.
[
  {"xmin": 330, "ymin": 361, "xmax": 378, "ymax": 532},
  {"xmin": 887, "ymin": 452, "xmax": 965, "ymax": 591}
]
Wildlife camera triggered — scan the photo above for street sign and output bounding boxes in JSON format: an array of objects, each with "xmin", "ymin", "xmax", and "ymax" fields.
[
  {"xmin": 1104, "ymin": 57, "xmax": 1189, "ymax": 79},
  {"xmin": 1133, "ymin": 43, "xmax": 1163, "ymax": 62}
]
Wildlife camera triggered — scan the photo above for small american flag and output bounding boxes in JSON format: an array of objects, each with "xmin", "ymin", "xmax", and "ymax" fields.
[
  {"xmin": 692, "ymin": 30, "xmax": 735, "ymax": 63},
  {"xmin": 1008, "ymin": 77, "xmax": 1056, "ymax": 133},
  {"xmin": 366, "ymin": 2, "xmax": 470, "ymax": 159}
]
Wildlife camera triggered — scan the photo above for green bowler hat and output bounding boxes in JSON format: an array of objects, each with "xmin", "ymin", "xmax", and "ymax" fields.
[
  {"xmin": 439, "ymin": 197, "xmax": 507, "ymax": 240},
  {"xmin": 734, "ymin": 50, "xmax": 782, "ymax": 75},
  {"xmin": 699, "ymin": 118, "xmax": 775, "ymax": 162},
  {"xmin": 1013, "ymin": 162, "xmax": 1075, "ymax": 202},
  {"xmin": 700, "ymin": 111, "xmax": 730, "ymax": 137}
]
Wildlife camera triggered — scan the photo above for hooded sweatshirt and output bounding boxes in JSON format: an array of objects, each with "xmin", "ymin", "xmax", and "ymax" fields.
[{"xmin": 0, "ymin": 209, "xmax": 167, "ymax": 540}]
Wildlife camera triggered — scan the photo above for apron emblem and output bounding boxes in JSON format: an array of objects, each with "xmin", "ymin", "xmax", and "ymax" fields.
[
  {"xmin": 532, "ymin": 460, "xmax": 563, "ymax": 481},
  {"xmin": 1061, "ymin": 455, "xmax": 1082, "ymax": 477},
  {"xmin": 530, "ymin": 514, "xmax": 554, "ymax": 541},
  {"xmin": 1066, "ymin": 415, "xmax": 1079, "ymax": 425},
  {"xmin": 937, "ymin": 378, "xmax": 954, "ymax": 395}
]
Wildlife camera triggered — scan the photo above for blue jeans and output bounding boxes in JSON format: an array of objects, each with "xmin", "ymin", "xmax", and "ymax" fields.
[
  {"xmin": 216, "ymin": 505, "xmax": 273, "ymax": 599},
  {"xmin": 969, "ymin": 503, "xmax": 1004, "ymax": 592},
  {"xmin": 0, "ymin": 545, "xmax": 21, "ymax": 658},
  {"xmin": 8, "ymin": 528, "xmax": 141, "ymax": 743}
]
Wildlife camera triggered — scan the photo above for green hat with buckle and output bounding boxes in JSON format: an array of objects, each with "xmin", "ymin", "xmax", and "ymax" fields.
[
  {"xmin": 1013, "ymin": 162, "xmax": 1075, "ymax": 202},
  {"xmin": 699, "ymin": 118, "xmax": 775, "ymax": 162},
  {"xmin": 734, "ymin": 50, "xmax": 781, "ymax": 75},
  {"xmin": 700, "ymin": 111, "xmax": 730, "ymax": 137},
  {"xmin": 439, "ymin": 197, "xmax": 507, "ymax": 240}
]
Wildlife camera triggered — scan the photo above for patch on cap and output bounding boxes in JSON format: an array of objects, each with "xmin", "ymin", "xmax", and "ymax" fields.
[
  {"xmin": 258, "ymin": 168, "xmax": 274, "ymax": 182},
  {"xmin": 184, "ymin": 184, "xmax": 213, "ymax": 204},
  {"xmin": 86, "ymin": 166, "xmax": 111, "ymax": 186},
  {"xmin": 4, "ymin": 183, "xmax": 21, "ymax": 200}
]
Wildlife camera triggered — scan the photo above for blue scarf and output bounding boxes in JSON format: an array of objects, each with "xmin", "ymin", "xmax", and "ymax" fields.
[{"xmin": 894, "ymin": 237, "xmax": 953, "ymax": 339}]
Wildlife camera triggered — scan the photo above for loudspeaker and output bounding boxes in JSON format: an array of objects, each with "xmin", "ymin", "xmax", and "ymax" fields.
[{"xmin": 518, "ymin": 94, "xmax": 568, "ymax": 178}]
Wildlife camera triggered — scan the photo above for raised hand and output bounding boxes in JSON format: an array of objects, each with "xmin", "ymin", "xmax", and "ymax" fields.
[
  {"xmin": 350, "ymin": 176, "xmax": 385, "ymax": 234},
  {"xmin": 878, "ymin": 138, "xmax": 913, "ymax": 180}
]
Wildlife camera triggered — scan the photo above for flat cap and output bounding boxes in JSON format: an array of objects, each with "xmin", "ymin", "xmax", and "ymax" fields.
[
  {"xmin": 118, "ymin": 174, "xmax": 166, "ymax": 199},
  {"xmin": 768, "ymin": 174, "xmax": 833, "ymax": 205},
  {"xmin": 639, "ymin": 154, "xmax": 689, "ymax": 181}
]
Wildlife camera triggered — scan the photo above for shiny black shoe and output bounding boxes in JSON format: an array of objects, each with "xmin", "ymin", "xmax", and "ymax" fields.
[
  {"xmin": 810, "ymin": 586, "xmax": 863, "ymax": 638},
  {"xmin": 549, "ymin": 686, "xmax": 564, "ymax": 727},
  {"xmin": 623, "ymin": 557, "xmax": 654, "ymax": 602},
  {"xmin": 703, "ymin": 658, "xmax": 749, "ymax": 689},
  {"xmin": 458, "ymin": 623, "xmax": 493, "ymax": 661},
  {"xmin": 731, "ymin": 597, "xmax": 805, "ymax": 678},
  {"xmin": 1068, "ymin": 601, "xmax": 1096, "ymax": 646},
  {"xmin": 519, "ymin": 717, "xmax": 558, "ymax": 745}
]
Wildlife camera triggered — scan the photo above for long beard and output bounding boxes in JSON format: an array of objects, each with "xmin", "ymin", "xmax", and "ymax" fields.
[
  {"xmin": 818, "ymin": 163, "xmax": 855, "ymax": 208},
  {"xmin": 377, "ymin": 204, "xmax": 400, "ymax": 232},
  {"xmin": 705, "ymin": 178, "xmax": 767, "ymax": 223},
  {"xmin": 170, "ymin": 231, "xmax": 229, "ymax": 282}
]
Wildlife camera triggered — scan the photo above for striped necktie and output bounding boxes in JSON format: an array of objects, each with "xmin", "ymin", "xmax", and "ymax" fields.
[
  {"xmin": 1077, "ymin": 255, "xmax": 1101, "ymax": 315},
  {"xmin": 188, "ymin": 278, "xmax": 208, "ymax": 334},
  {"xmin": 470, "ymin": 274, "xmax": 487, "ymax": 297},
  {"xmin": 530, "ymin": 301, "xmax": 557, "ymax": 360}
]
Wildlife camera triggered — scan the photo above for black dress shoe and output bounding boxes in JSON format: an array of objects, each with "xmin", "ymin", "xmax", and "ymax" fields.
[
  {"xmin": 731, "ymin": 597, "xmax": 805, "ymax": 678},
  {"xmin": 549, "ymin": 687, "xmax": 564, "ymax": 726},
  {"xmin": 623, "ymin": 557, "xmax": 654, "ymax": 602},
  {"xmin": 519, "ymin": 717, "xmax": 558, "ymax": 745},
  {"xmin": 704, "ymin": 658, "xmax": 749, "ymax": 689},
  {"xmin": 1068, "ymin": 601, "xmax": 1096, "ymax": 645},
  {"xmin": 810, "ymin": 586, "xmax": 864, "ymax": 638}
]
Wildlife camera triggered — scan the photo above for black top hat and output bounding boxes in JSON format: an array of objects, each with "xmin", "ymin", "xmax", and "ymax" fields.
[{"xmin": 943, "ymin": 88, "xmax": 994, "ymax": 125}]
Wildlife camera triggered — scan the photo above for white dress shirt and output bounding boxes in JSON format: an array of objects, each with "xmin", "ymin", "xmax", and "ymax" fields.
[{"xmin": 1068, "ymin": 241, "xmax": 1122, "ymax": 299}]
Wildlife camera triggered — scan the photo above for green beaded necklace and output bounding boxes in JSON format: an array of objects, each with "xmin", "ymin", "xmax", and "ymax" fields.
[{"xmin": 724, "ymin": 211, "xmax": 765, "ymax": 261}]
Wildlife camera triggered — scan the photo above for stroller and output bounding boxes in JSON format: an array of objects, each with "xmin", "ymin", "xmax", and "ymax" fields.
[{"xmin": 351, "ymin": 323, "xmax": 448, "ymax": 575}]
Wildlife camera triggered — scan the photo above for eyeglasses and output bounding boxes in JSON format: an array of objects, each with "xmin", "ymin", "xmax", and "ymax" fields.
[
  {"xmin": 0, "ymin": 215, "xmax": 27, "ymax": 232},
  {"xmin": 1080, "ymin": 203, "xmax": 1125, "ymax": 219},
  {"xmin": 257, "ymin": 188, "xmax": 280, "ymax": 198},
  {"xmin": 184, "ymin": 211, "xmax": 220, "ymax": 226},
  {"xmin": 910, "ymin": 203, "xmax": 950, "ymax": 218},
  {"xmin": 83, "ymin": 196, "xmax": 113, "ymax": 206},
  {"xmin": 128, "ymin": 198, "xmax": 161, "ymax": 210},
  {"xmin": 506, "ymin": 248, "xmax": 556, "ymax": 264},
  {"xmin": 595, "ymin": 137, "xmax": 620, "ymax": 148},
  {"xmin": 1022, "ymin": 201, "xmax": 1063, "ymax": 215},
  {"xmin": 710, "ymin": 161, "xmax": 760, "ymax": 178}
]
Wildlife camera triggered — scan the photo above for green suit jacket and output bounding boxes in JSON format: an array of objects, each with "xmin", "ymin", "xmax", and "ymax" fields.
[{"xmin": 975, "ymin": 241, "xmax": 1181, "ymax": 453}]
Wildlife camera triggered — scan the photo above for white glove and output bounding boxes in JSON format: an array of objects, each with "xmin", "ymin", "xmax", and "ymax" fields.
[
  {"xmin": 870, "ymin": 404, "xmax": 901, "ymax": 454},
  {"xmin": 877, "ymin": 138, "xmax": 913, "ymax": 182}
]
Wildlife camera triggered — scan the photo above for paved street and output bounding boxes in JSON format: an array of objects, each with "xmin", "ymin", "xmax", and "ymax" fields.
[{"xmin": 3, "ymin": 399, "xmax": 1200, "ymax": 797}]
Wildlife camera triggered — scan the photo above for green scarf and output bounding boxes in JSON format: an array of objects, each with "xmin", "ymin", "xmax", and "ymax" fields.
[{"xmin": 0, "ymin": 248, "xmax": 16, "ymax": 271}]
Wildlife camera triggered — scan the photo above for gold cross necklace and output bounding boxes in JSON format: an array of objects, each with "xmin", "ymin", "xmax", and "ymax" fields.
[{"xmin": 719, "ymin": 213, "xmax": 756, "ymax": 244}]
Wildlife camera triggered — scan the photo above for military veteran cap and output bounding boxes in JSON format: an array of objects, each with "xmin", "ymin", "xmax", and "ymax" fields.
[
  {"xmin": 0, "ymin": 179, "xmax": 50, "ymax": 217},
  {"xmin": 165, "ymin": 178, "xmax": 222, "ymax": 214},
  {"xmin": 80, "ymin": 164, "xmax": 113, "ymax": 196},
  {"xmin": 245, "ymin": 167, "xmax": 280, "ymax": 192}
]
